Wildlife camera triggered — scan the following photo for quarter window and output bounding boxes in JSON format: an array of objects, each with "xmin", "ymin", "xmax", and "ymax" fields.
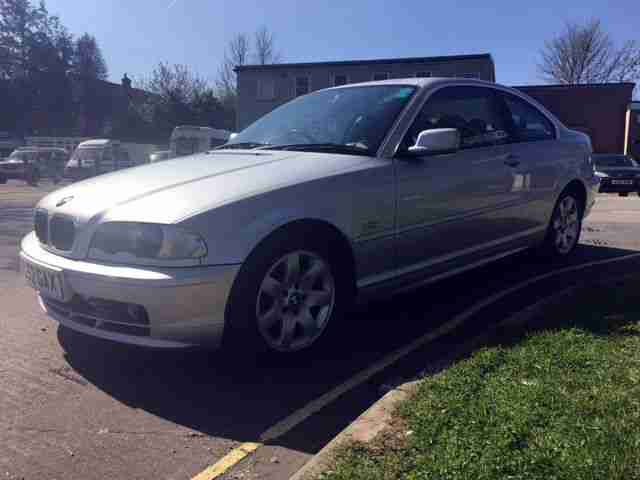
[
  {"xmin": 295, "ymin": 76, "xmax": 310, "ymax": 96},
  {"xmin": 401, "ymin": 86, "xmax": 510, "ymax": 151},
  {"xmin": 500, "ymin": 93, "xmax": 555, "ymax": 142}
]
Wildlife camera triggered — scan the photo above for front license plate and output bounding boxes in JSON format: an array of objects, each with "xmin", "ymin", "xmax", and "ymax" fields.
[
  {"xmin": 611, "ymin": 179, "xmax": 633, "ymax": 185},
  {"xmin": 23, "ymin": 259, "xmax": 66, "ymax": 301}
]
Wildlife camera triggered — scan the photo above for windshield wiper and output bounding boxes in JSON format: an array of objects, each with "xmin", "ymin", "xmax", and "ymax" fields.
[
  {"xmin": 258, "ymin": 143, "xmax": 372, "ymax": 156},
  {"xmin": 212, "ymin": 142, "xmax": 267, "ymax": 150}
]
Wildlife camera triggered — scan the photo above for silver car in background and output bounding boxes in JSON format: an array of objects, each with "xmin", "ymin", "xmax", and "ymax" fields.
[{"xmin": 20, "ymin": 78, "xmax": 599, "ymax": 353}]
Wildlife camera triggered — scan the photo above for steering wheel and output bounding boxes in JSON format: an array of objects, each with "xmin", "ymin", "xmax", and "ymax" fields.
[{"xmin": 268, "ymin": 128, "xmax": 318, "ymax": 145}]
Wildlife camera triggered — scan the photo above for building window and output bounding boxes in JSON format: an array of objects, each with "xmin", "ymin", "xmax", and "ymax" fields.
[
  {"xmin": 295, "ymin": 76, "xmax": 310, "ymax": 96},
  {"xmin": 459, "ymin": 73, "xmax": 480, "ymax": 79},
  {"xmin": 333, "ymin": 74, "xmax": 348, "ymax": 86},
  {"xmin": 415, "ymin": 72, "xmax": 432, "ymax": 78},
  {"xmin": 257, "ymin": 78, "xmax": 275, "ymax": 100},
  {"xmin": 372, "ymin": 72, "xmax": 390, "ymax": 81}
]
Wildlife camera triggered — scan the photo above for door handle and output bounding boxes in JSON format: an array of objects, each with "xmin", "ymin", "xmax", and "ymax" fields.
[{"xmin": 503, "ymin": 154, "xmax": 520, "ymax": 167}]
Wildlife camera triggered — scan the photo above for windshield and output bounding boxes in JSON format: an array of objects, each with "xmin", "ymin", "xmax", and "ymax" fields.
[
  {"xmin": 8, "ymin": 150, "xmax": 37, "ymax": 163},
  {"xmin": 225, "ymin": 85, "xmax": 417, "ymax": 154},
  {"xmin": 70, "ymin": 148, "xmax": 102, "ymax": 167},
  {"xmin": 595, "ymin": 155, "xmax": 638, "ymax": 168},
  {"xmin": 172, "ymin": 136, "xmax": 201, "ymax": 156}
]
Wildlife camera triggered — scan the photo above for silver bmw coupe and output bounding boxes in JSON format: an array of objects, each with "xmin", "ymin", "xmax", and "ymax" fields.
[{"xmin": 20, "ymin": 78, "xmax": 599, "ymax": 353}]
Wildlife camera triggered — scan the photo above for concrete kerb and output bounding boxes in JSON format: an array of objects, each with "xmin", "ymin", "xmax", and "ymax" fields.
[{"xmin": 289, "ymin": 271, "xmax": 640, "ymax": 480}]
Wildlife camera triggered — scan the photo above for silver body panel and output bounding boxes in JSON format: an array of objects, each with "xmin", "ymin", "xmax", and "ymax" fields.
[{"xmin": 21, "ymin": 78, "xmax": 598, "ymax": 348}]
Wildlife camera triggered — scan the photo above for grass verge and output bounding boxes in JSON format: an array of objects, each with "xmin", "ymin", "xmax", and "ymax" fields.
[{"xmin": 321, "ymin": 279, "xmax": 640, "ymax": 480}]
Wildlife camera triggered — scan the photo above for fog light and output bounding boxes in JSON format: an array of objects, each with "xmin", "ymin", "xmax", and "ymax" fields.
[{"xmin": 127, "ymin": 304, "xmax": 149, "ymax": 325}]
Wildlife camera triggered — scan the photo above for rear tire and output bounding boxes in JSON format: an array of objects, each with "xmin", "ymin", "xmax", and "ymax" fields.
[
  {"xmin": 539, "ymin": 189, "xmax": 583, "ymax": 259},
  {"xmin": 619, "ymin": 192, "xmax": 629, "ymax": 197},
  {"xmin": 0, "ymin": 175, "xmax": 6, "ymax": 184},
  {"xmin": 224, "ymin": 229, "xmax": 353, "ymax": 355}
]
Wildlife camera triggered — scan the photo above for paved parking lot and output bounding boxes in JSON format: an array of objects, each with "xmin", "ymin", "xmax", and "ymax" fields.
[{"xmin": 2, "ymin": 182, "xmax": 640, "ymax": 480}]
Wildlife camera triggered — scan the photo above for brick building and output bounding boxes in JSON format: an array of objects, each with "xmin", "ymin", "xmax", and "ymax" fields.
[{"xmin": 515, "ymin": 83, "xmax": 636, "ymax": 154}]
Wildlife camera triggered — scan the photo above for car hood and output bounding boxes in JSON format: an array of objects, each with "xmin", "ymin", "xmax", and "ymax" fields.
[
  {"xmin": 38, "ymin": 149, "xmax": 376, "ymax": 224},
  {"xmin": 596, "ymin": 167, "xmax": 640, "ymax": 176},
  {"xmin": 0, "ymin": 158, "xmax": 22, "ymax": 165}
]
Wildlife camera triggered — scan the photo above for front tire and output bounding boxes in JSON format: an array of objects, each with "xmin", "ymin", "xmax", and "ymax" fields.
[
  {"xmin": 539, "ymin": 189, "xmax": 583, "ymax": 258},
  {"xmin": 224, "ymin": 230, "xmax": 351, "ymax": 354},
  {"xmin": 619, "ymin": 192, "xmax": 629, "ymax": 197}
]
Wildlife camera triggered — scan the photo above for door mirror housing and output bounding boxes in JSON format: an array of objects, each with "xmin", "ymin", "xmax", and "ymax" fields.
[{"xmin": 407, "ymin": 128, "xmax": 460, "ymax": 156}]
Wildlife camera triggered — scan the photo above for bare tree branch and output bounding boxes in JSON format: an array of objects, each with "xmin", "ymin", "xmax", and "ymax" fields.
[
  {"xmin": 539, "ymin": 19, "xmax": 640, "ymax": 86},
  {"xmin": 215, "ymin": 32, "xmax": 250, "ymax": 99},
  {"xmin": 254, "ymin": 26, "xmax": 281, "ymax": 65}
]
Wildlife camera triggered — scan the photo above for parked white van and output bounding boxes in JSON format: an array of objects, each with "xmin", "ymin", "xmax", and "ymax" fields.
[
  {"xmin": 64, "ymin": 139, "xmax": 133, "ymax": 181},
  {"xmin": 170, "ymin": 126, "xmax": 231, "ymax": 158}
]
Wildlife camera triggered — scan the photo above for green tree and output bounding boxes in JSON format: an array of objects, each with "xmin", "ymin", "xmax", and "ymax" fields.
[
  {"xmin": 0, "ymin": 0, "xmax": 75, "ymax": 135},
  {"xmin": 137, "ymin": 62, "xmax": 230, "ymax": 137},
  {"xmin": 72, "ymin": 33, "xmax": 108, "ymax": 80}
]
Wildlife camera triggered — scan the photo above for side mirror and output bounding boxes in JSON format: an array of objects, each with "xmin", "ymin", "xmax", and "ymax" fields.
[{"xmin": 407, "ymin": 128, "xmax": 460, "ymax": 156}]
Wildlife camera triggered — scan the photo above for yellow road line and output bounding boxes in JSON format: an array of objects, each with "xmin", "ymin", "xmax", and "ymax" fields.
[
  {"xmin": 190, "ymin": 251, "xmax": 640, "ymax": 480},
  {"xmin": 191, "ymin": 442, "xmax": 261, "ymax": 480}
]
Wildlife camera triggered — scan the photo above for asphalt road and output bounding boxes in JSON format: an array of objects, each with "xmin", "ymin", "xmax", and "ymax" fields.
[{"xmin": 1, "ymin": 180, "xmax": 639, "ymax": 480}]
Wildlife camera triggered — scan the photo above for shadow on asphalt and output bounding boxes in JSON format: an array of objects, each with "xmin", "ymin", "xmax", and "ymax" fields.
[{"xmin": 57, "ymin": 242, "xmax": 639, "ymax": 455}]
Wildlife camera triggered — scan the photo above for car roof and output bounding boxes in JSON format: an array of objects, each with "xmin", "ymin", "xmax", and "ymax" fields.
[
  {"xmin": 78, "ymin": 139, "xmax": 116, "ymax": 147},
  {"xmin": 325, "ymin": 77, "xmax": 497, "ymax": 90}
]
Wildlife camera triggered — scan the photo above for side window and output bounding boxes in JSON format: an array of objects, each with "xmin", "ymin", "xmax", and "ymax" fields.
[
  {"xmin": 402, "ymin": 86, "xmax": 510, "ymax": 151},
  {"xmin": 119, "ymin": 149, "xmax": 131, "ymax": 167},
  {"xmin": 102, "ymin": 149, "xmax": 114, "ymax": 171},
  {"xmin": 500, "ymin": 93, "xmax": 555, "ymax": 142}
]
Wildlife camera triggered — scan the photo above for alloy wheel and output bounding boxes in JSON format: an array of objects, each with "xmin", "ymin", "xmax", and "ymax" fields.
[
  {"xmin": 256, "ymin": 250, "xmax": 335, "ymax": 352},
  {"xmin": 553, "ymin": 195, "xmax": 580, "ymax": 255}
]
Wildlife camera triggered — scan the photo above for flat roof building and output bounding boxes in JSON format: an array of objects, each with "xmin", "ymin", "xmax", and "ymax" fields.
[{"xmin": 235, "ymin": 53, "xmax": 495, "ymax": 130}]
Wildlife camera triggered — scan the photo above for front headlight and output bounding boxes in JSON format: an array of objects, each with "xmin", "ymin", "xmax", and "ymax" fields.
[
  {"xmin": 89, "ymin": 222, "xmax": 207, "ymax": 264},
  {"xmin": 595, "ymin": 171, "xmax": 608, "ymax": 178}
]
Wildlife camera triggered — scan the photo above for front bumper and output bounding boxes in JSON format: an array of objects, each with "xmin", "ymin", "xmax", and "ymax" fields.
[
  {"xmin": 20, "ymin": 232, "xmax": 240, "ymax": 348},
  {"xmin": 598, "ymin": 177, "xmax": 639, "ymax": 193}
]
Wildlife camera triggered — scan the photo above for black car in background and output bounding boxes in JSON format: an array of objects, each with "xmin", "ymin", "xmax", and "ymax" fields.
[{"xmin": 594, "ymin": 154, "xmax": 640, "ymax": 197}]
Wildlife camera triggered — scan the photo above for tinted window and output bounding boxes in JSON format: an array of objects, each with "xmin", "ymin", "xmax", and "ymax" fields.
[
  {"xmin": 402, "ymin": 86, "xmax": 510, "ymax": 151},
  {"xmin": 500, "ymin": 92, "xmax": 555, "ymax": 142}
]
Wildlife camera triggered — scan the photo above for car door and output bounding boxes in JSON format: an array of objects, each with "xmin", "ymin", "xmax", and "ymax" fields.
[
  {"xmin": 495, "ymin": 91, "xmax": 561, "ymax": 228},
  {"xmin": 394, "ymin": 85, "xmax": 532, "ymax": 273}
]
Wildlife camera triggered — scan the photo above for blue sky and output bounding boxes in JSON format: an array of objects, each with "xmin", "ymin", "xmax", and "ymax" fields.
[{"xmin": 45, "ymin": 0, "xmax": 639, "ymax": 87}]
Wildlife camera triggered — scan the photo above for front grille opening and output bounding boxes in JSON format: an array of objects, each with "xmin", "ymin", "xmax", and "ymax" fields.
[
  {"xmin": 42, "ymin": 295, "xmax": 150, "ymax": 338},
  {"xmin": 86, "ymin": 297, "xmax": 150, "ymax": 326},
  {"xmin": 50, "ymin": 215, "xmax": 75, "ymax": 251},
  {"xmin": 34, "ymin": 210, "xmax": 48, "ymax": 244}
]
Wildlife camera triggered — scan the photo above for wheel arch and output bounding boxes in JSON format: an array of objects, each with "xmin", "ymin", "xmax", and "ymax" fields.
[
  {"xmin": 560, "ymin": 178, "xmax": 587, "ymax": 213},
  {"xmin": 241, "ymin": 217, "xmax": 357, "ymax": 297}
]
